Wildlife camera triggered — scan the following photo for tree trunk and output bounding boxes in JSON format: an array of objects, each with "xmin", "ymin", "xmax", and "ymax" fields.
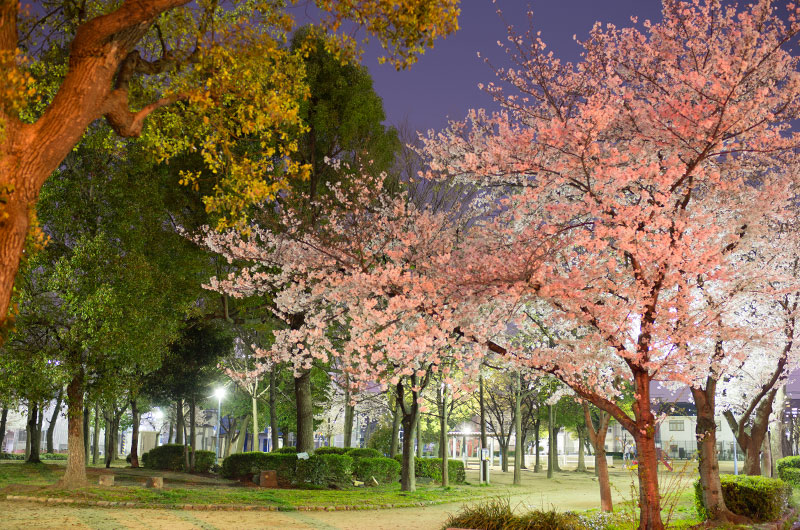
[
  {"xmin": 282, "ymin": 427, "xmax": 289, "ymax": 448},
  {"xmin": 499, "ymin": 441, "xmax": 509, "ymax": 473},
  {"xmin": 235, "ymin": 414, "xmax": 250, "ymax": 454},
  {"xmin": 47, "ymin": 389, "xmax": 63, "ymax": 453},
  {"xmin": 26, "ymin": 403, "xmax": 41, "ymax": 463},
  {"xmin": 92, "ymin": 403, "xmax": 100, "ymax": 465},
  {"xmin": 269, "ymin": 367, "xmax": 278, "ymax": 452},
  {"xmin": 0, "ymin": 407, "xmax": 7, "ymax": 451},
  {"xmin": 547, "ymin": 404, "xmax": 555, "ymax": 478},
  {"xmin": 534, "ymin": 418, "xmax": 541, "ymax": 472},
  {"xmin": 416, "ymin": 413, "xmax": 423, "ymax": 458},
  {"xmin": 690, "ymin": 385, "xmax": 747, "ymax": 524},
  {"xmin": 479, "ymin": 373, "xmax": 488, "ymax": 481},
  {"xmin": 583, "ymin": 403, "xmax": 612, "ymax": 512},
  {"xmin": 552, "ymin": 425, "xmax": 562, "ymax": 472},
  {"xmin": 295, "ymin": 368, "xmax": 314, "ymax": 453},
  {"xmin": 726, "ymin": 389, "xmax": 777, "ymax": 477},
  {"xmin": 513, "ymin": 372, "xmax": 522, "ymax": 485},
  {"xmin": 167, "ymin": 422, "xmax": 173, "ymax": 445},
  {"xmin": 175, "ymin": 399, "xmax": 184, "ymax": 445},
  {"xmin": 400, "ymin": 404, "xmax": 418, "ymax": 491},
  {"xmin": 390, "ymin": 396, "xmax": 401, "ymax": 458},
  {"xmin": 576, "ymin": 434, "xmax": 586, "ymax": 472},
  {"xmin": 189, "ymin": 395, "xmax": 196, "ymax": 471},
  {"xmin": 251, "ymin": 395, "xmax": 259, "ymax": 452},
  {"xmin": 130, "ymin": 399, "xmax": 140, "ymax": 467},
  {"xmin": 58, "ymin": 372, "xmax": 88, "ymax": 488},
  {"xmin": 343, "ymin": 398, "xmax": 354, "ymax": 448},
  {"xmin": 772, "ymin": 385, "xmax": 787, "ymax": 469},
  {"xmin": 83, "ymin": 406, "xmax": 89, "ymax": 462},
  {"xmin": 440, "ymin": 385, "xmax": 449, "ymax": 487}
]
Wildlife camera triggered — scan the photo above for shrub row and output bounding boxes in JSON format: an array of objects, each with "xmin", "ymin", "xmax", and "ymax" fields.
[
  {"xmin": 353, "ymin": 456, "xmax": 400, "ymax": 484},
  {"xmin": 273, "ymin": 446, "xmax": 298, "ymax": 454},
  {"xmin": 694, "ymin": 474, "xmax": 791, "ymax": 522},
  {"xmin": 444, "ymin": 498, "xmax": 600, "ymax": 530},
  {"xmin": 221, "ymin": 449, "xmax": 399, "ymax": 487},
  {"xmin": 777, "ymin": 455, "xmax": 800, "ymax": 486},
  {"xmin": 392, "ymin": 455, "xmax": 466, "ymax": 484},
  {"xmin": 0, "ymin": 453, "xmax": 25, "ymax": 460},
  {"xmin": 1, "ymin": 452, "xmax": 69, "ymax": 461},
  {"xmin": 296, "ymin": 454, "xmax": 353, "ymax": 487},
  {"xmin": 220, "ymin": 452, "xmax": 297, "ymax": 484},
  {"xmin": 141, "ymin": 444, "xmax": 216, "ymax": 473}
]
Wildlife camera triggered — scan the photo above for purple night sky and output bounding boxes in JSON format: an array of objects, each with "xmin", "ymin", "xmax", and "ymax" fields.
[{"xmin": 358, "ymin": 1, "xmax": 664, "ymax": 134}]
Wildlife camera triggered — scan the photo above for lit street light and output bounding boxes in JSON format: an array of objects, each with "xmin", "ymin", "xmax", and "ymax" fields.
[{"xmin": 214, "ymin": 388, "xmax": 226, "ymax": 460}]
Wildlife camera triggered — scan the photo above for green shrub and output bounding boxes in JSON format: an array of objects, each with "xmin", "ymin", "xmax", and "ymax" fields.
[
  {"xmin": 0, "ymin": 453, "xmax": 24, "ymax": 460},
  {"xmin": 41, "ymin": 453, "xmax": 68, "ymax": 460},
  {"xmin": 296, "ymin": 454, "xmax": 353, "ymax": 487},
  {"xmin": 443, "ymin": 498, "xmax": 588, "ymax": 530},
  {"xmin": 142, "ymin": 444, "xmax": 216, "ymax": 473},
  {"xmin": 273, "ymin": 446, "xmax": 298, "ymax": 454},
  {"xmin": 314, "ymin": 446, "xmax": 350, "ymax": 456},
  {"xmin": 392, "ymin": 455, "xmax": 466, "ymax": 484},
  {"xmin": 775, "ymin": 456, "xmax": 800, "ymax": 478},
  {"xmin": 353, "ymin": 457, "xmax": 400, "ymax": 485},
  {"xmin": 221, "ymin": 452, "xmax": 297, "ymax": 484},
  {"xmin": 694, "ymin": 474, "xmax": 791, "ymax": 522},
  {"xmin": 345, "ymin": 447, "xmax": 381, "ymax": 460},
  {"xmin": 779, "ymin": 467, "xmax": 800, "ymax": 487}
]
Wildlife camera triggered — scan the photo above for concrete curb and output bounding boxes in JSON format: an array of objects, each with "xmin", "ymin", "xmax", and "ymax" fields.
[{"xmin": 4, "ymin": 494, "xmax": 447, "ymax": 512}]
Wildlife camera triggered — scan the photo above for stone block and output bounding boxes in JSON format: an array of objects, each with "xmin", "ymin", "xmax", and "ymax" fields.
[
  {"xmin": 146, "ymin": 476, "xmax": 163, "ymax": 489},
  {"xmin": 258, "ymin": 470, "xmax": 278, "ymax": 488}
]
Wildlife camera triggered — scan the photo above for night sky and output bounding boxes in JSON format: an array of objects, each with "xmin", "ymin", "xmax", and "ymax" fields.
[{"xmin": 358, "ymin": 0, "xmax": 664, "ymax": 135}]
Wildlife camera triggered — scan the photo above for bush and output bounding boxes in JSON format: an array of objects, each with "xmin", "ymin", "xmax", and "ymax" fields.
[
  {"xmin": 694, "ymin": 474, "xmax": 791, "ymax": 522},
  {"xmin": 345, "ymin": 447, "xmax": 381, "ymax": 460},
  {"xmin": 296, "ymin": 454, "xmax": 353, "ymax": 488},
  {"xmin": 0, "ymin": 453, "xmax": 24, "ymax": 460},
  {"xmin": 142, "ymin": 444, "xmax": 216, "ymax": 473},
  {"xmin": 353, "ymin": 457, "xmax": 400, "ymax": 485},
  {"xmin": 273, "ymin": 446, "xmax": 298, "ymax": 454},
  {"xmin": 41, "ymin": 453, "xmax": 68, "ymax": 460},
  {"xmin": 221, "ymin": 452, "xmax": 297, "ymax": 484},
  {"xmin": 392, "ymin": 455, "xmax": 466, "ymax": 484},
  {"xmin": 775, "ymin": 456, "xmax": 800, "ymax": 474},
  {"xmin": 443, "ymin": 498, "xmax": 588, "ymax": 530},
  {"xmin": 314, "ymin": 446, "xmax": 350, "ymax": 456}
]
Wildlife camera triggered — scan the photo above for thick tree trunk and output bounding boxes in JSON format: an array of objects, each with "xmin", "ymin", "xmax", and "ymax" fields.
[
  {"xmin": 390, "ymin": 397, "xmax": 401, "ymax": 458},
  {"xmin": 343, "ymin": 399, "xmax": 354, "ymax": 448},
  {"xmin": 47, "ymin": 389, "xmax": 63, "ymax": 453},
  {"xmin": 630, "ymin": 369, "xmax": 664, "ymax": 530},
  {"xmin": 26, "ymin": 403, "xmax": 41, "ymax": 463},
  {"xmin": 175, "ymin": 399, "xmax": 184, "ymax": 445},
  {"xmin": 513, "ymin": 372, "xmax": 523, "ymax": 485},
  {"xmin": 726, "ymin": 389, "xmax": 776, "ymax": 477},
  {"xmin": 499, "ymin": 441, "xmax": 509, "ymax": 473},
  {"xmin": 269, "ymin": 367, "xmax": 278, "ymax": 452},
  {"xmin": 130, "ymin": 399, "xmax": 140, "ymax": 467},
  {"xmin": 167, "ymin": 423, "xmax": 173, "ymax": 445},
  {"xmin": 772, "ymin": 385, "xmax": 787, "ymax": 470},
  {"xmin": 294, "ymin": 368, "xmax": 314, "ymax": 453},
  {"xmin": 0, "ymin": 407, "xmax": 7, "ymax": 451},
  {"xmin": 583, "ymin": 403, "xmax": 612, "ymax": 512},
  {"xmin": 58, "ymin": 372, "xmax": 88, "ymax": 488},
  {"xmin": 576, "ymin": 434, "xmax": 586, "ymax": 472},
  {"xmin": 691, "ymin": 385, "xmax": 747, "ymax": 524},
  {"xmin": 416, "ymin": 414, "xmax": 423, "ymax": 458},
  {"xmin": 92, "ymin": 403, "xmax": 100, "ymax": 465},
  {"xmin": 552, "ymin": 425, "xmax": 562, "ymax": 472},
  {"xmin": 479, "ymin": 373, "xmax": 488, "ymax": 481},
  {"xmin": 235, "ymin": 415, "xmax": 250, "ymax": 454},
  {"xmin": 400, "ymin": 405, "xmax": 418, "ymax": 491}
]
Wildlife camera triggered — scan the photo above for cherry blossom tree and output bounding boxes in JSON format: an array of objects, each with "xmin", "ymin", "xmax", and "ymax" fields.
[{"xmin": 422, "ymin": 1, "xmax": 800, "ymax": 526}]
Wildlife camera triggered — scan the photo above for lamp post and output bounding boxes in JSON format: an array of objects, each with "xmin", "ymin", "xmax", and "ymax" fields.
[{"xmin": 214, "ymin": 388, "xmax": 225, "ymax": 460}]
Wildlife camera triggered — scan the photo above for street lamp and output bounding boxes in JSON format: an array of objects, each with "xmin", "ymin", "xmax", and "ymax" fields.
[{"xmin": 214, "ymin": 388, "xmax": 226, "ymax": 460}]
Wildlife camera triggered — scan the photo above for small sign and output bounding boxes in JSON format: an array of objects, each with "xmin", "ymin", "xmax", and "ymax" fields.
[
  {"xmin": 297, "ymin": 452, "xmax": 310, "ymax": 460},
  {"xmin": 481, "ymin": 448, "xmax": 490, "ymax": 461}
]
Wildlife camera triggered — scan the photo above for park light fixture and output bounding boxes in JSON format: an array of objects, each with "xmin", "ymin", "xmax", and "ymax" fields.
[{"xmin": 153, "ymin": 408, "xmax": 164, "ymax": 420}]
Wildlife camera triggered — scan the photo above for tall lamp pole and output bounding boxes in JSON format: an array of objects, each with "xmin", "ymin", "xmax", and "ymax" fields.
[{"xmin": 214, "ymin": 388, "xmax": 225, "ymax": 460}]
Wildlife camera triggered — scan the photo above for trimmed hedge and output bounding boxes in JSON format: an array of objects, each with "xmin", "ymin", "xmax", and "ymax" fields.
[
  {"xmin": 221, "ymin": 452, "xmax": 297, "ymax": 484},
  {"xmin": 353, "ymin": 457, "xmax": 400, "ymax": 485},
  {"xmin": 41, "ymin": 453, "xmax": 68, "ymax": 460},
  {"xmin": 314, "ymin": 446, "xmax": 350, "ymax": 456},
  {"xmin": 695, "ymin": 474, "xmax": 791, "ymax": 522},
  {"xmin": 273, "ymin": 446, "xmax": 298, "ymax": 454},
  {"xmin": 0, "ymin": 453, "xmax": 25, "ymax": 460},
  {"xmin": 142, "ymin": 444, "xmax": 216, "ymax": 473},
  {"xmin": 392, "ymin": 455, "xmax": 466, "ymax": 484},
  {"xmin": 777, "ymin": 456, "xmax": 800, "ymax": 486},
  {"xmin": 346, "ymin": 447, "xmax": 381, "ymax": 460},
  {"xmin": 296, "ymin": 454, "xmax": 353, "ymax": 487}
]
